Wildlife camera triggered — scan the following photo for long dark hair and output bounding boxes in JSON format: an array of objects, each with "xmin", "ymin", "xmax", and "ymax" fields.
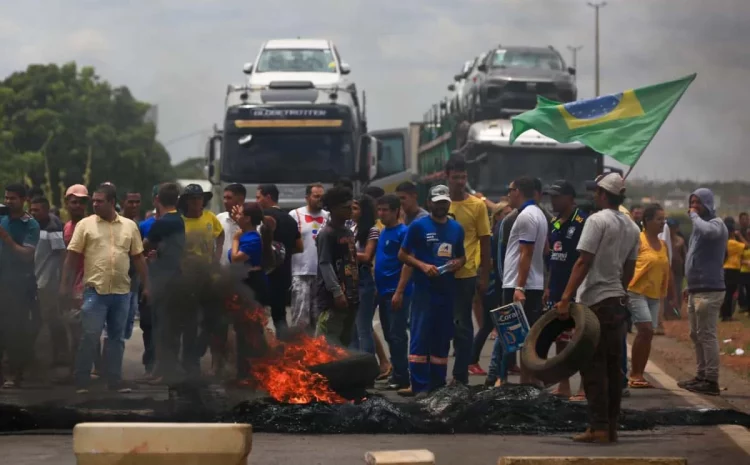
[{"xmin": 355, "ymin": 194, "xmax": 376, "ymax": 245}]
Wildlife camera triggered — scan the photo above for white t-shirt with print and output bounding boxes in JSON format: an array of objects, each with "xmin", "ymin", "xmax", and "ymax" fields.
[
  {"xmin": 503, "ymin": 203, "xmax": 548, "ymax": 290},
  {"xmin": 217, "ymin": 211, "xmax": 240, "ymax": 267},
  {"xmin": 290, "ymin": 206, "xmax": 329, "ymax": 276}
]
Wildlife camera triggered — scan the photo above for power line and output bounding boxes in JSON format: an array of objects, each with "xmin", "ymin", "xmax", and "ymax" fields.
[{"xmin": 160, "ymin": 128, "xmax": 212, "ymax": 147}]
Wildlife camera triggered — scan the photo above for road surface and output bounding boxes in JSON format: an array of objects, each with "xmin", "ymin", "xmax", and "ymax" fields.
[{"xmin": 2, "ymin": 315, "xmax": 750, "ymax": 464}]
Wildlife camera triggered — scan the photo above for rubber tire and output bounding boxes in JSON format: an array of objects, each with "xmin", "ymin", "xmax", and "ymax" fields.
[
  {"xmin": 521, "ymin": 303, "xmax": 601, "ymax": 385},
  {"xmin": 309, "ymin": 352, "xmax": 379, "ymax": 392}
]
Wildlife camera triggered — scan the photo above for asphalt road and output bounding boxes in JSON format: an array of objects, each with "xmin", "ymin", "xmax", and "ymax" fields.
[{"xmin": 2, "ymin": 314, "xmax": 750, "ymax": 464}]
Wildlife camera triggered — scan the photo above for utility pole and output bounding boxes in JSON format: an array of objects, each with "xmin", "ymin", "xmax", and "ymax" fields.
[
  {"xmin": 587, "ymin": 1, "xmax": 607, "ymax": 96},
  {"xmin": 566, "ymin": 45, "xmax": 583, "ymax": 82}
]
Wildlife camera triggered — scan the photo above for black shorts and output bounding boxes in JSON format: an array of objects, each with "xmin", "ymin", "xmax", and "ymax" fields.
[{"xmin": 502, "ymin": 288, "xmax": 544, "ymax": 327}]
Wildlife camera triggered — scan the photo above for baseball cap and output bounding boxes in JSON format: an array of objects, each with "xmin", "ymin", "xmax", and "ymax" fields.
[
  {"xmin": 586, "ymin": 173, "xmax": 626, "ymax": 196},
  {"xmin": 65, "ymin": 184, "xmax": 89, "ymax": 199},
  {"xmin": 544, "ymin": 180, "xmax": 576, "ymax": 197},
  {"xmin": 430, "ymin": 185, "xmax": 451, "ymax": 203}
]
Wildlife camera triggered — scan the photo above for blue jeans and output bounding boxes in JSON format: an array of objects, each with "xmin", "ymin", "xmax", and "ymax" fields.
[
  {"xmin": 124, "ymin": 291, "xmax": 139, "ymax": 340},
  {"xmin": 377, "ymin": 292, "xmax": 410, "ymax": 386},
  {"xmin": 452, "ymin": 277, "xmax": 477, "ymax": 385},
  {"xmin": 75, "ymin": 289, "xmax": 130, "ymax": 388},
  {"xmin": 351, "ymin": 268, "xmax": 377, "ymax": 354}
]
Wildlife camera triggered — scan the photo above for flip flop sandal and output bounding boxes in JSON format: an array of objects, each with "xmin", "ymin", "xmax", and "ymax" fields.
[
  {"xmin": 628, "ymin": 379, "xmax": 655, "ymax": 389},
  {"xmin": 569, "ymin": 394, "xmax": 587, "ymax": 402}
]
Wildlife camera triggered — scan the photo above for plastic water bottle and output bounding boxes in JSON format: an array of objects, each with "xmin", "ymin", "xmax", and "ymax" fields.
[{"xmin": 437, "ymin": 263, "xmax": 451, "ymax": 275}]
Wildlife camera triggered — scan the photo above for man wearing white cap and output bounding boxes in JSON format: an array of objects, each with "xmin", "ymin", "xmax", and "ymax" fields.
[
  {"xmin": 555, "ymin": 172, "xmax": 640, "ymax": 444},
  {"xmin": 397, "ymin": 185, "xmax": 466, "ymax": 397}
]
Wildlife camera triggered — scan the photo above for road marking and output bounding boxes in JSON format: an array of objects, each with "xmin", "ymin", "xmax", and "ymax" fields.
[{"xmin": 629, "ymin": 343, "xmax": 750, "ymax": 455}]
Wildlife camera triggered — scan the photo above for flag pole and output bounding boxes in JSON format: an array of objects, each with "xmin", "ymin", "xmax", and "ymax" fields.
[{"xmin": 623, "ymin": 164, "xmax": 635, "ymax": 180}]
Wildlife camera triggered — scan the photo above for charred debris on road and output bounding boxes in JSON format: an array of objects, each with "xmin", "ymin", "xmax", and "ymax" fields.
[{"xmin": 2, "ymin": 384, "xmax": 750, "ymax": 435}]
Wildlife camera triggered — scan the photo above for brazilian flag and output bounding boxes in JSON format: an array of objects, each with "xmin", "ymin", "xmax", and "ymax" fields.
[{"xmin": 509, "ymin": 73, "xmax": 696, "ymax": 167}]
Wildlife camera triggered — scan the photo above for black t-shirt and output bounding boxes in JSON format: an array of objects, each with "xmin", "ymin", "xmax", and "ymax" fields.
[
  {"xmin": 315, "ymin": 223, "xmax": 359, "ymax": 312},
  {"xmin": 147, "ymin": 211, "xmax": 185, "ymax": 280},
  {"xmin": 264, "ymin": 206, "xmax": 301, "ymax": 279}
]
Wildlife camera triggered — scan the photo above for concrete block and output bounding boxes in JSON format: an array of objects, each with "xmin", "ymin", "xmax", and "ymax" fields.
[
  {"xmin": 365, "ymin": 449, "xmax": 436, "ymax": 465},
  {"xmin": 498, "ymin": 458, "xmax": 687, "ymax": 465},
  {"xmin": 73, "ymin": 422, "xmax": 252, "ymax": 465}
]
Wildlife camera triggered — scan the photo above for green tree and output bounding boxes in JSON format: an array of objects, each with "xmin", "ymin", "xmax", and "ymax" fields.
[
  {"xmin": 0, "ymin": 62, "xmax": 174, "ymax": 207},
  {"xmin": 173, "ymin": 157, "xmax": 206, "ymax": 179}
]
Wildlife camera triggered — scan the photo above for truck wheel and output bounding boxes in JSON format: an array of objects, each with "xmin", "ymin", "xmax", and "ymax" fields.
[{"xmin": 521, "ymin": 303, "xmax": 601, "ymax": 385}]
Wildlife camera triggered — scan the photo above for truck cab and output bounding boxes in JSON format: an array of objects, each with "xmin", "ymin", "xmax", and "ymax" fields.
[{"xmin": 206, "ymin": 81, "xmax": 369, "ymax": 211}]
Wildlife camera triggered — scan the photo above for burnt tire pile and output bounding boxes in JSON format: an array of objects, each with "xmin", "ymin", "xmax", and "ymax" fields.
[
  {"xmin": 521, "ymin": 303, "xmax": 600, "ymax": 385},
  {"xmin": 3, "ymin": 384, "xmax": 750, "ymax": 435}
]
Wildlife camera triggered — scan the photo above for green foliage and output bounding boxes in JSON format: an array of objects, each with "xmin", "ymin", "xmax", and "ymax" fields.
[
  {"xmin": 173, "ymin": 157, "xmax": 206, "ymax": 179},
  {"xmin": 0, "ymin": 62, "xmax": 174, "ymax": 208}
]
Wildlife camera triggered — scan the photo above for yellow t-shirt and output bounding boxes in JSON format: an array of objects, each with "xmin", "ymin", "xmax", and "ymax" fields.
[
  {"xmin": 183, "ymin": 210, "xmax": 223, "ymax": 262},
  {"xmin": 724, "ymin": 239, "xmax": 745, "ymax": 270},
  {"xmin": 628, "ymin": 231, "xmax": 669, "ymax": 299},
  {"xmin": 449, "ymin": 194, "xmax": 491, "ymax": 278},
  {"xmin": 619, "ymin": 205, "xmax": 631, "ymax": 219},
  {"xmin": 741, "ymin": 248, "xmax": 750, "ymax": 274}
]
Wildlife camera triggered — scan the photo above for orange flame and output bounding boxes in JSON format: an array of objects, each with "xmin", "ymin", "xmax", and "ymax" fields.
[{"xmin": 225, "ymin": 293, "xmax": 349, "ymax": 404}]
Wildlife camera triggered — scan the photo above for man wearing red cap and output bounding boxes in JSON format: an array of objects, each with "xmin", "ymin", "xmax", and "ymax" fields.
[{"xmin": 61, "ymin": 184, "xmax": 90, "ymax": 364}]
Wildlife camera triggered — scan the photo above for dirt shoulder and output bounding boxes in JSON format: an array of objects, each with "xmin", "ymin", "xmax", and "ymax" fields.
[{"xmin": 645, "ymin": 317, "xmax": 750, "ymax": 414}]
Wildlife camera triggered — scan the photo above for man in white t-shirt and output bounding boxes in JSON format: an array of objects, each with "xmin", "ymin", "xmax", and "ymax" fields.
[
  {"xmin": 216, "ymin": 184, "xmax": 246, "ymax": 267},
  {"xmin": 289, "ymin": 183, "xmax": 329, "ymax": 330},
  {"xmin": 502, "ymin": 176, "xmax": 548, "ymax": 384},
  {"xmin": 555, "ymin": 173, "xmax": 640, "ymax": 444}
]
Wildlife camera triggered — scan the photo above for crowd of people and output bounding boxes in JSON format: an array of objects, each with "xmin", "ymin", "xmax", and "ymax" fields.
[{"xmin": 0, "ymin": 153, "xmax": 740, "ymax": 444}]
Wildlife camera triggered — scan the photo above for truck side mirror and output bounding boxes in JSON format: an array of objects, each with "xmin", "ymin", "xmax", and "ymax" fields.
[
  {"xmin": 358, "ymin": 135, "xmax": 379, "ymax": 181},
  {"xmin": 340, "ymin": 63, "xmax": 351, "ymax": 75},
  {"xmin": 477, "ymin": 63, "xmax": 487, "ymax": 72},
  {"xmin": 568, "ymin": 66, "xmax": 576, "ymax": 76},
  {"xmin": 242, "ymin": 63, "xmax": 253, "ymax": 75},
  {"xmin": 205, "ymin": 134, "xmax": 222, "ymax": 185},
  {"xmin": 447, "ymin": 84, "xmax": 456, "ymax": 92}
]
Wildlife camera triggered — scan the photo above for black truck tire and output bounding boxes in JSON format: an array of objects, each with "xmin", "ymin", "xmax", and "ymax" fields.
[
  {"xmin": 521, "ymin": 303, "xmax": 601, "ymax": 385},
  {"xmin": 309, "ymin": 352, "xmax": 379, "ymax": 392}
]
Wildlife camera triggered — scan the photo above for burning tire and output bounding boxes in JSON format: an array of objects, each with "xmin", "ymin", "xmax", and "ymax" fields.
[
  {"xmin": 521, "ymin": 303, "xmax": 601, "ymax": 385},
  {"xmin": 309, "ymin": 352, "xmax": 379, "ymax": 394}
]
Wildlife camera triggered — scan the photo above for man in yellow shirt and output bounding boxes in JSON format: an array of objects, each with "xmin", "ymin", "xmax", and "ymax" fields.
[
  {"xmin": 62, "ymin": 184, "xmax": 149, "ymax": 394},
  {"xmin": 444, "ymin": 156, "xmax": 491, "ymax": 386},
  {"xmin": 178, "ymin": 184, "xmax": 224, "ymax": 377},
  {"xmin": 721, "ymin": 218, "xmax": 746, "ymax": 321}
]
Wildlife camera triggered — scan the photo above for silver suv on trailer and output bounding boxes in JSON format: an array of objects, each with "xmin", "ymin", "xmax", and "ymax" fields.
[{"xmin": 467, "ymin": 45, "xmax": 577, "ymax": 120}]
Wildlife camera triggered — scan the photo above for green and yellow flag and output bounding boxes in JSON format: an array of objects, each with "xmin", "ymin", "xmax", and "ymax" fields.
[{"xmin": 509, "ymin": 73, "xmax": 696, "ymax": 167}]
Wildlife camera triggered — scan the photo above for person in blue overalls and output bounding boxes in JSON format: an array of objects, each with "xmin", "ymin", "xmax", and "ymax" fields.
[
  {"xmin": 397, "ymin": 185, "xmax": 466, "ymax": 397},
  {"xmin": 544, "ymin": 180, "xmax": 587, "ymax": 400}
]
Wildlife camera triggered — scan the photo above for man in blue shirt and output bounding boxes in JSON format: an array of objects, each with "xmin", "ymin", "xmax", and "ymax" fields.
[
  {"xmin": 0, "ymin": 183, "xmax": 41, "ymax": 388},
  {"xmin": 137, "ymin": 184, "xmax": 161, "ymax": 377},
  {"xmin": 374, "ymin": 194, "xmax": 412, "ymax": 390},
  {"xmin": 398, "ymin": 185, "xmax": 466, "ymax": 397},
  {"xmin": 544, "ymin": 180, "xmax": 587, "ymax": 399}
]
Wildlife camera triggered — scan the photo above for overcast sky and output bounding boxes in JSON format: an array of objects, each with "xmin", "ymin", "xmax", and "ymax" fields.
[{"xmin": 1, "ymin": 0, "xmax": 748, "ymax": 181}]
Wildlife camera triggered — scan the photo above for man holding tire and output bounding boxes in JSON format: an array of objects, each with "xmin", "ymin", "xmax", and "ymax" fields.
[{"xmin": 555, "ymin": 173, "xmax": 640, "ymax": 444}]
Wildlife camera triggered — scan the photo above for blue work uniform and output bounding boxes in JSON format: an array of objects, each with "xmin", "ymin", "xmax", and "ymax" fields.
[{"xmin": 401, "ymin": 215, "xmax": 465, "ymax": 393}]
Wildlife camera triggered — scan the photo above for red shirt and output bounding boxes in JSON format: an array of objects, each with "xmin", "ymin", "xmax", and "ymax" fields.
[{"xmin": 64, "ymin": 220, "xmax": 85, "ymax": 299}]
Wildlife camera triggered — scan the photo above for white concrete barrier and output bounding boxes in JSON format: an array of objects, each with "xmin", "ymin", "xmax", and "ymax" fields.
[
  {"xmin": 365, "ymin": 449, "xmax": 436, "ymax": 465},
  {"xmin": 498, "ymin": 458, "xmax": 687, "ymax": 465},
  {"xmin": 73, "ymin": 422, "xmax": 252, "ymax": 465}
]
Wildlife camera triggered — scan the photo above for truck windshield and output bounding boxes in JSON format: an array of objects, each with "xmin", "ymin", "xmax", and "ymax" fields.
[
  {"xmin": 469, "ymin": 147, "xmax": 601, "ymax": 198},
  {"xmin": 221, "ymin": 132, "xmax": 354, "ymax": 184},
  {"xmin": 256, "ymin": 49, "xmax": 337, "ymax": 73}
]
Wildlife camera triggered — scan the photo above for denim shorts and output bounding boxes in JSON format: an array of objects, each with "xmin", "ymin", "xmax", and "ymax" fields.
[{"xmin": 627, "ymin": 291, "xmax": 660, "ymax": 327}]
